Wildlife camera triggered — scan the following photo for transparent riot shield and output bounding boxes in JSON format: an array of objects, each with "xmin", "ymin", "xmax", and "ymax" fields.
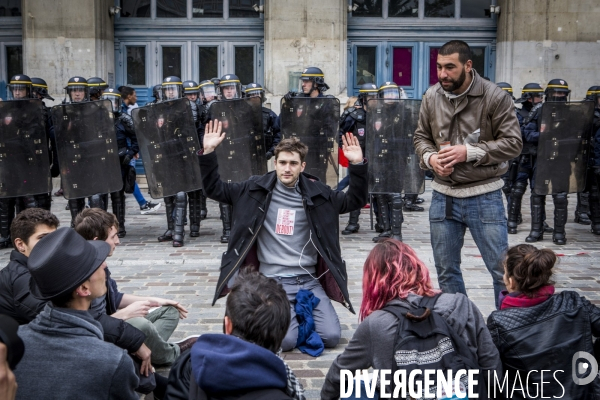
[
  {"xmin": 132, "ymin": 98, "xmax": 203, "ymax": 198},
  {"xmin": 366, "ymin": 99, "xmax": 425, "ymax": 194},
  {"xmin": 211, "ymin": 97, "xmax": 266, "ymax": 183},
  {"xmin": 0, "ymin": 100, "xmax": 51, "ymax": 198},
  {"xmin": 279, "ymin": 97, "xmax": 340, "ymax": 187},
  {"xmin": 533, "ymin": 101, "xmax": 595, "ymax": 195},
  {"xmin": 51, "ymin": 100, "xmax": 122, "ymax": 199}
]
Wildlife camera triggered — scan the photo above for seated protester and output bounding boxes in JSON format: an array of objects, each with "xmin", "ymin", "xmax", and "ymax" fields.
[
  {"xmin": 321, "ymin": 239, "xmax": 501, "ymax": 400},
  {"xmin": 165, "ymin": 269, "xmax": 305, "ymax": 400},
  {"xmin": 15, "ymin": 228, "xmax": 139, "ymax": 399},
  {"xmin": 487, "ymin": 244, "xmax": 600, "ymax": 398},
  {"xmin": 0, "ymin": 208, "xmax": 58, "ymax": 324},
  {"xmin": 74, "ymin": 208, "xmax": 197, "ymax": 365}
]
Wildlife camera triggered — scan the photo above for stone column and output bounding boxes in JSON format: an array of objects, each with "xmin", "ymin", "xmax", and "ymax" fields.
[
  {"xmin": 263, "ymin": 0, "xmax": 347, "ymax": 113},
  {"xmin": 21, "ymin": 0, "xmax": 115, "ymax": 103},
  {"xmin": 496, "ymin": 0, "xmax": 600, "ymax": 99}
]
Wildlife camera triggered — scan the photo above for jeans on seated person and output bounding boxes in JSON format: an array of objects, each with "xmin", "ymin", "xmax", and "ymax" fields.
[
  {"xmin": 276, "ymin": 275, "xmax": 341, "ymax": 351},
  {"xmin": 127, "ymin": 305, "xmax": 180, "ymax": 364}
]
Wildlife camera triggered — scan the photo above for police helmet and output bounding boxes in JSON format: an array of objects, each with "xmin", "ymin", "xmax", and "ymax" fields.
[
  {"xmin": 496, "ymin": 82, "xmax": 515, "ymax": 100},
  {"xmin": 183, "ymin": 80, "xmax": 200, "ymax": 102},
  {"xmin": 7, "ymin": 74, "xmax": 32, "ymax": 100},
  {"xmin": 65, "ymin": 76, "xmax": 89, "ymax": 103},
  {"xmin": 152, "ymin": 84, "xmax": 162, "ymax": 101},
  {"xmin": 161, "ymin": 76, "xmax": 183, "ymax": 101},
  {"xmin": 199, "ymin": 80, "xmax": 217, "ymax": 103},
  {"xmin": 30, "ymin": 77, "xmax": 55, "ymax": 101},
  {"xmin": 219, "ymin": 74, "xmax": 242, "ymax": 100},
  {"xmin": 88, "ymin": 77, "xmax": 108, "ymax": 100},
  {"xmin": 211, "ymin": 78, "xmax": 222, "ymax": 98},
  {"xmin": 245, "ymin": 83, "xmax": 265, "ymax": 102},
  {"xmin": 584, "ymin": 86, "xmax": 600, "ymax": 102},
  {"xmin": 378, "ymin": 82, "xmax": 400, "ymax": 99},
  {"xmin": 357, "ymin": 83, "xmax": 378, "ymax": 107},
  {"xmin": 299, "ymin": 66, "xmax": 330, "ymax": 94},
  {"xmin": 101, "ymin": 88, "xmax": 122, "ymax": 114},
  {"xmin": 545, "ymin": 79, "xmax": 570, "ymax": 102},
  {"xmin": 516, "ymin": 83, "xmax": 544, "ymax": 104}
]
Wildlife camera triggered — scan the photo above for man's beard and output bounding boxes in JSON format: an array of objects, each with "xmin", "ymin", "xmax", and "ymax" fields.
[{"xmin": 439, "ymin": 67, "xmax": 467, "ymax": 92}]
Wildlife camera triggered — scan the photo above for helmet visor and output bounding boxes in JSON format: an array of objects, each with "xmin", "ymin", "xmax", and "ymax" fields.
[
  {"xmin": 67, "ymin": 85, "xmax": 89, "ymax": 102},
  {"xmin": 162, "ymin": 84, "xmax": 182, "ymax": 100},
  {"xmin": 546, "ymin": 89, "xmax": 569, "ymax": 102},
  {"xmin": 378, "ymin": 88, "xmax": 400, "ymax": 99},
  {"xmin": 101, "ymin": 94, "xmax": 122, "ymax": 113},
  {"xmin": 8, "ymin": 84, "xmax": 31, "ymax": 100},
  {"xmin": 220, "ymin": 82, "xmax": 241, "ymax": 100}
]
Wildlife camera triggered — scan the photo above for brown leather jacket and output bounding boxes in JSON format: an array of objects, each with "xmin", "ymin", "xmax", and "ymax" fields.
[{"xmin": 413, "ymin": 71, "xmax": 523, "ymax": 189}]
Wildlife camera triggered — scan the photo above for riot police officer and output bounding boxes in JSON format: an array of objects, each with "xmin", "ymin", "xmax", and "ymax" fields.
[
  {"xmin": 157, "ymin": 76, "xmax": 188, "ymax": 247},
  {"xmin": 285, "ymin": 66, "xmax": 330, "ymax": 99},
  {"xmin": 102, "ymin": 88, "xmax": 139, "ymax": 237},
  {"xmin": 149, "ymin": 84, "xmax": 162, "ymax": 104},
  {"xmin": 584, "ymin": 86, "xmax": 600, "ymax": 235},
  {"xmin": 244, "ymin": 83, "xmax": 280, "ymax": 160},
  {"xmin": 88, "ymin": 77, "xmax": 108, "ymax": 101},
  {"xmin": 497, "ymin": 82, "xmax": 520, "ymax": 204}
]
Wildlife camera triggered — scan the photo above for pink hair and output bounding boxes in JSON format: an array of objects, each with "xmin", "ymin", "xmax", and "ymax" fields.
[{"xmin": 360, "ymin": 239, "xmax": 439, "ymax": 321}]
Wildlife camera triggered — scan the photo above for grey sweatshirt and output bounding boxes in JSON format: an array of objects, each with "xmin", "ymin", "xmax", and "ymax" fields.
[
  {"xmin": 258, "ymin": 178, "xmax": 318, "ymax": 277},
  {"xmin": 15, "ymin": 304, "xmax": 139, "ymax": 400},
  {"xmin": 320, "ymin": 293, "xmax": 502, "ymax": 400}
]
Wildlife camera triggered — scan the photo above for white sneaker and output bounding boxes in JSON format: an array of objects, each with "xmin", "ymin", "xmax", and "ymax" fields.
[{"xmin": 140, "ymin": 201, "xmax": 161, "ymax": 214}]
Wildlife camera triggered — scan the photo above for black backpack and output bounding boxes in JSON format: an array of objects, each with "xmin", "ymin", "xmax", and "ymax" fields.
[{"xmin": 383, "ymin": 294, "xmax": 488, "ymax": 399}]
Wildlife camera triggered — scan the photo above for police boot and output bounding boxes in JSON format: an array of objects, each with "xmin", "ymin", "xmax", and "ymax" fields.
[
  {"xmin": 158, "ymin": 196, "xmax": 175, "ymax": 242},
  {"xmin": 390, "ymin": 194, "xmax": 404, "ymax": 242},
  {"xmin": 20, "ymin": 196, "xmax": 38, "ymax": 209},
  {"xmin": 89, "ymin": 194, "xmax": 107, "ymax": 210},
  {"xmin": 34, "ymin": 193, "xmax": 52, "ymax": 211},
  {"xmin": 188, "ymin": 190, "xmax": 201, "ymax": 237},
  {"xmin": 0, "ymin": 199, "xmax": 13, "ymax": 249},
  {"xmin": 219, "ymin": 203, "xmax": 232, "ymax": 244},
  {"xmin": 526, "ymin": 195, "xmax": 545, "ymax": 243},
  {"xmin": 589, "ymin": 184, "xmax": 600, "ymax": 235},
  {"xmin": 552, "ymin": 193, "xmax": 568, "ymax": 245},
  {"xmin": 574, "ymin": 192, "xmax": 591, "ymax": 225},
  {"xmin": 373, "ymin": 201, "xmax": 383, "ymax": 233},
  {"xmin": 200, "ymin": 191, "xmax": 208, "ymax": 220},
  {"xmin": 403, "ymin": 194, "xmax": 424, "ymax": 212},
  {"xmin": 342, "ymin": 210, "xmax": 360, "ymax": 235},
  {"xmin": 69, "ymin": 198, "xmax": 85, "ymax": 227},
  {"xmin": 111, "ymin": 191, "xmax": 126, "ymax": 238},
  {"xmin": 507, "ymin": 181, "xmax": 526, "ymax": 234},
  {"xmin": 373, "ymin": 195, "xmax": 391, "ymax": 242},
  {"xmin": 172, "ymin": 192, "xmax": 187, "ymax": 247}
]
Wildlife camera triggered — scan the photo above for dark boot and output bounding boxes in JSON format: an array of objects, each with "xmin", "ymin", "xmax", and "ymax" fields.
[
  {"xmin": 219, "ymin": 203, "xmax": 232, "ymax": 243},
  {"xmin": 526, "ymin": 195, "xmax": 545, "ymax": 243},
  {"xmin": 89, "ymin": 194, "xmax": 107, "ymax": 210},
  {"xmin": 390, "ymin": 194, "xmax": 404, "ymax": 241},
  {"xmin": 68, "ymin": 198, "xmax": 85, "ymax": 227},
  {"xmin": 34, "ymin": 193, "xmax": 52, "ymax": 211},
  {"xmin": 590, "ymin": 182, "xmax": 600, "ymax": 235},
  {"xmin": 188, "ymin": 190, "xmax": 201, "ymax": 237},
  {"xmin": 342, "ymin": 210, "xmax": 360, "ymax": 235},
  {"xmin": 158, "ymin": 196, "xmax": 175, "ymax": 242},
  {"xmin": 507, "ymin": 181, "xmax": 526, "ymax": 234},
  {"xmin": 0, "ymin": 199, "xmax": 15, "ymax": 249},
  {"xmin": 373, "ymin": 200, "xmax": 383, "ymax": 233},
  {"xmin": 172, "ymin": 192, "xmax": 187, "ymax": 247},
  {"xmin": 20, "ymin": 196, "xmax": 38, "ymax": 210},
  {"xmin": 200, "ymin": 191, "xmax": 208, "ymax": 220},
  {"xmin": 111, "ymin": 191, "xmax": 126, "ymax": 238},
  {"xmin": 373, "ymin": 195, "xmax": 391, "ymax": 242},
  {"xmin": 552, "ymin": 193, "xmax": 568, "ymax": 245},
  {"xmin": 403, "ymin": 194, "xmax": 424, "ymax": 212},
  {"xmin": 575, "ymin": 192, "xmax": 591, "ymax": 225}
]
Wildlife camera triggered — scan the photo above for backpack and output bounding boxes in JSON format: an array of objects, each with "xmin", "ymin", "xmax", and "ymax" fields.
[{"xmin": 383, "ymin": 294, "xmax": 488, "ymax": 400}]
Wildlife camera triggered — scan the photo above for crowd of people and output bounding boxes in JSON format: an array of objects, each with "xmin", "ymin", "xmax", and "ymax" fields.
[{"xmin": 0, "ymin": 39, "xmax": 600, "ymax": 399}]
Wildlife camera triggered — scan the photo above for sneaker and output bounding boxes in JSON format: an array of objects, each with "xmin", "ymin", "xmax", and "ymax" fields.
[
  {"xmin": 140, "ymin": 201, "xmax": 162, "ymax": 214},
  {"xmin": 174, "ymin": 335, "xmax": 200, "ymax": 353}
]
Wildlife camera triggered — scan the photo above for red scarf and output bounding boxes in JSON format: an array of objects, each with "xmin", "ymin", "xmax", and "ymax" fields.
[{"xmin": 499, "ymin": 285, "xmax": 555, "ymax": 310}]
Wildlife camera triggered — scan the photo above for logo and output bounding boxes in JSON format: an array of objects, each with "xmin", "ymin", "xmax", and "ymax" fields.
[
  {"xmin": 560, "ymin": 80, "xmax": 565, "ymax": 85},
  {"xmin": 374, "ymin": 120, "xmax": 382, "ymax": 131},
  {"xmin": 188, "ymin": 82, "xmax": 193, "ymax": 87},
  {"xmin": 296, "ymin": 105, "xmax": 303, "ymax": 117},
  {"xmin": 15, "ymin": 75, "xmax": 20, "ymax": 80},
  {"xmin": 303, "ymin": 69, "xmax": 308, "ymax": 74},
  {"xmin": 358, "ymin": 128, "xmax": 365, "ymax": 136},
  {"xmin": 572, "ymin": 351, "xmax": 598, "ymax": 385},
  {"xmin": 251, "ymin": 84, "xmax": 257, "ymax": 88},
  {"xmin": 225, "ymin": 75, "xmax": 230, "ymax": 80},
  {"xmin": 74, "ymin": 78, "xmax": 80, "ymax": 83},
  {"xmin": 166, "ymin": 77, "xmax": 171, "ymax": 82}
]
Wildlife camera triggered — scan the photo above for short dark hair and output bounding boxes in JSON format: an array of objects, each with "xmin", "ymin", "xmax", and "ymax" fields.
[
  {"xmin": 225, "ymin": 269, "xmax": 290, "ymax": 353},
  {"xmin": 505, "ymin": 244, "xmax": 556, "ymax": 297},
  {"xmin": 51, "ymin": 288, "xmax": 76, "ymax": 308},
  {"xmin": 438, "ymin": 40, "xmax": 472, "ymax": 65},
  {"xmin": 74, "ymin": 208, "xmax": 118, "ymax": 241},
  {"xmin": 120, "ymin": 86, "xmax": 135, "ymax": 99},
  {"xmin": 10, "ymin": 208, "xmax": 59, "ymax": 246},
  {"xmin": 274, "ymin": 137, "xmax": 309, "ymax": 163}
]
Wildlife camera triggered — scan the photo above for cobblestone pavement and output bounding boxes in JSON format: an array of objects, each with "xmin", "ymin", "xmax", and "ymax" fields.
[{"xmin": 4, "ymin": 182, "xmax": 600, "ymax": 399}]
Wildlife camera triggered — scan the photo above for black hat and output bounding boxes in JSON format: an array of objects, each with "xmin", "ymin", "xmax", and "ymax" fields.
[
  {"xmin": 27, "ymin": 228, "xmax": 111, "ymax": 300},
  {"xmin": 183, "ymin": 80, "xmax": 200, "ymax": 93}
]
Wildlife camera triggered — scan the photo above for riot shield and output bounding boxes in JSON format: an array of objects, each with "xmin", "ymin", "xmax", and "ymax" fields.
[
  {"xmin": 366, "ymin": 99, "xmax": 425, "ymax": 194},
  {"xmin": 211, "ymin": 97, "xmax": 266, "ymax": 183},
  {"xmin": 279, "ymin": 97, "xmax": 340, "ymax": 187},
  {"xmin": 51, "ymin": 100, "xmax": 122, "ymax": 199},
  {"xmin": 533, "ymin": 101, "xmax": 595, "ymax": 195},
  {"xmin": 0, "ymin": 100, "xmax": 52, "ymax": 198},
  {"xmin": 132, "ymin": 98, "xmax": 203, "ymax": 198}
]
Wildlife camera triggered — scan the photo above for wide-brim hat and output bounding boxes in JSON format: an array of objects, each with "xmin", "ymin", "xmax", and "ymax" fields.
[{"xmin": 28, "ymin": 228, "xmax": 111, "ymax": 300}]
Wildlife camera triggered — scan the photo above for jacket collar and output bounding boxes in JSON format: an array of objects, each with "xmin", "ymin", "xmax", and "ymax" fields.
[{"xmin": 9, "ymin": 249, "xmax": 28, "ymax": 266}]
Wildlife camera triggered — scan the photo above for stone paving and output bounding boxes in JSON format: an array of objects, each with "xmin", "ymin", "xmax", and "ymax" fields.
[{"xmin": 3, "ymin": 180, "xmax": 600, "ymax": 399}]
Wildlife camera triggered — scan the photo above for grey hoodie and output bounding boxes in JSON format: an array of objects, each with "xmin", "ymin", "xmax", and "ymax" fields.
[
  {"xmin": 15, "ymin": 304, "xmax": 139, "ymax": 400},
  {"xmin": 320, "ymin": 293, "xmax": 502, "ymax": 399}
]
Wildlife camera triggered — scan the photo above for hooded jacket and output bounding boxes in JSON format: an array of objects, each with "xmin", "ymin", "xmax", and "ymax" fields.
[{"xmin": 15, "ymin": 304, "xmax": 139, "ymax": 400}]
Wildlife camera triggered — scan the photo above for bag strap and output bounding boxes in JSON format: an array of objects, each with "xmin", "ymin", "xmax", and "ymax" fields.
[{"xmin": 419, "ymin": 293, "xmax": 442, "ymax": 311}]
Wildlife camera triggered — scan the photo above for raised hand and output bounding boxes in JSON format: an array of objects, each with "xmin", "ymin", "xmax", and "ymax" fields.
[
  {"xmin": 341, "ymin": 132, "xmax": 363, "ymax": 164},
  {"xmin": 202, "ymin": 120, "xmax": 226, "ymax": 154}
]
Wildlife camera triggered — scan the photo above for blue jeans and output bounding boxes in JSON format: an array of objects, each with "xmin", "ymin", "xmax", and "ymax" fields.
[
  {"xmin": 129, "ymin": 158, "xmax": 146, "ymax": 206},
  {"xmin": 429, "ymin": 189, "xmax": 507, "ymax": 309},
  {"xmin": 337, "ymin": 174, "xmax": 350, "ymax": 191}
]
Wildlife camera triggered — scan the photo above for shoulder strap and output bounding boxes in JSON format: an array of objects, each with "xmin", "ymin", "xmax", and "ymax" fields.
[{"xmin": 418, "ymin": 293, "xmax": 442, "ymax": 310}]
